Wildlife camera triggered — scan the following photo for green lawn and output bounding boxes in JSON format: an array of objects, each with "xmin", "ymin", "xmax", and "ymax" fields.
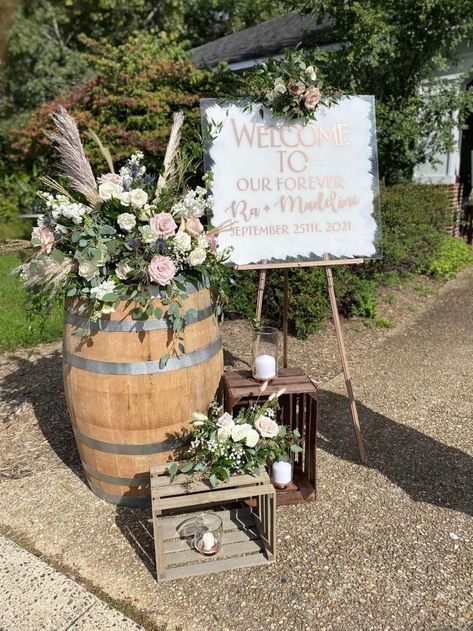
[{"xmin": 0, "ymin": 255, "xmax": 63, "ymax": 352}]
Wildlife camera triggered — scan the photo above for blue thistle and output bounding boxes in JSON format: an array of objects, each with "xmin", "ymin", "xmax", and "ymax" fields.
[
  {"xmin": 128, "ymin": 162, "xmax": 141, "ymax": 179},
  {"xmin": 127, "ymin": 238, "xmax": 141, "ymax": 251},
  {"xmin": 156, "ymin": 239, "xmax": 168, "ymax": 254}
]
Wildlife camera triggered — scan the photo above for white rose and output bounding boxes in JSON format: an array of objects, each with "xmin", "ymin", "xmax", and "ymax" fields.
[
  {"xmin": 188, "ymin": 247, "xmax": 207, "ymax": 267},
  {"xmin": 129, "ymin": 188, "xmax": 148, "ymax": 208},
  {"xmin": 217, "ymin": 412, "xmax": 234, "ymax": 428},
  {"xmin": 115, "ymin": 262, "xmax": 133, "ymax": 280},
  {"xmin": 255, "ymin": 415, "xmax": 279, "ymax": 438},
  {"xmin": 274, "ymin": 77, "xmax": 286, "ymax": 94},
  {"xmin": 98, "ymin": 181, "xmax": 122, "ymax": 200},
  {"xmin": 231, "ymin": 423, "xmax": 252, "ymax": 442},
  {"xmin": 120, "ymin": 191, "xmax": 132, "ymax": 207},
  {"xmin": 305, "ymin": 65, "xmax": 317, "ymax": 81},
  {"xmin": 78, "ymin": 259, "xmax": 99, "ymax": 281},
  {"xmin": 90, "ymin": 280, "xmax": 116, "ymax": 301},
  {"xmin": 174, "ymin": 231, "xmax": 192, "ymax": 252},
  {"xmin": 196, "ymin": 234, "xmax": 209, "ymax": 250},
  {"xmin": 117, "ymin": 213, "xmax": 136, "ymax": 232},
  {"xmin": 139, "ymin": 225, "xmax": 159, "ymax": 243},
  {"xmin": 245, "ymin": 429, "xmax": 260, "ymax": 448},
  {"xmin": 217, "ymin": 425, "xmax": 233, "ymax": 439}
]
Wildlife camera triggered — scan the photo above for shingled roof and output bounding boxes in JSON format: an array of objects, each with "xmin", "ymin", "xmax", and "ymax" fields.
[{"xmin": 190, "ymin": 12, "xmax": 336, "ymax": 69}]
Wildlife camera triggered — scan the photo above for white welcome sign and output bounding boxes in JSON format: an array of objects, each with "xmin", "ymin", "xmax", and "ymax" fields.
[{"xmin": 201, "ymin": 96, "xmax": 381, "ymax": 267}]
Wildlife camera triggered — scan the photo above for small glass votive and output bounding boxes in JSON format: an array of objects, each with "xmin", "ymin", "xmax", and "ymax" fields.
[
  {"xmin": 193, "ymin": 512, "xmax": 223, "ymax": 556},
  {"xmin": 252, "ymin": 326, "xmax": 279, "ymax": 382}
]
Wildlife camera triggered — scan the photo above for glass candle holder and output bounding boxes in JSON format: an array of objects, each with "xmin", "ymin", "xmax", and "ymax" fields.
[
  {"xmin": 252, "ymin": 326, "xmax": 279, "ymax": 381},
  {"xmin": 193, "ymin": 512, "xmax": 223, "ymax": 556}
]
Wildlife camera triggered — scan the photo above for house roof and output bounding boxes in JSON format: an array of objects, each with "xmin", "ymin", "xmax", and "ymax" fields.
[{"xmin": 190, "ymin": 12, "xmax": 336, "ymax": 68}]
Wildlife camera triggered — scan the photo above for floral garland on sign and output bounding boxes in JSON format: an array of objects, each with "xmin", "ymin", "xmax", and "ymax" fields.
[
  {"xmin": 18, "ymin": 108, "xmax": 232, "ymax": 365},
  {"xmin": 168, "ymin": 386, "xmax": 302, "ymax": 487},
  {"xmin": 236, "ymin": 48, "xmax": 339, "ymax": 123}
]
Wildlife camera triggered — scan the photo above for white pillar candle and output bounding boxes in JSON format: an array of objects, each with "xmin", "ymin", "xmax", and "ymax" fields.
[
  {"xmin": 254, "ymin": 354, "xmax": 276, "ymax": 380},
  {"xmin": 202, "ymin": 532, "xmax": 215, "ymax": 551},
  {"xmin": 272, "ymin": 461, "xmax": 292, "ymax": 486}
]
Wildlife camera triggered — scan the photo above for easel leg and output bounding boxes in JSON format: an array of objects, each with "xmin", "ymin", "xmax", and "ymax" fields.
[
  {"xmin": 283, "ymin": 269, "xmax": 289, "ymax": 368},
  {"xmin": 324, "ymin": 265, "xmax": 367, "ymax": 465},
  {"xmin": 256, "ymin": 268, "xmax": 267, "ymax": 323}
]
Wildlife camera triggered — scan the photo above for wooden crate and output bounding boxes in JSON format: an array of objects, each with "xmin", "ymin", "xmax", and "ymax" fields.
[
  {"xmin": 223, "ymin": 368, "xmax": 317, "ymax": 506},
  {"xmin": 150, "ymin": 464, "xmax": 276, "ymax": 581}
]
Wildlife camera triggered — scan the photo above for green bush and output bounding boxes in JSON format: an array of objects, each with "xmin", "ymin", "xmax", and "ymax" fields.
[
  {"xmin": 377, "ymin": 182, "xmax": 451, "ymax": 275},
  {"xmin": 425, "ymin": 235, "xmax": 473, "ymax": 280},
  {"xmin": 0, "ymin": 172, "xmax": 38, "ymax": 241}
]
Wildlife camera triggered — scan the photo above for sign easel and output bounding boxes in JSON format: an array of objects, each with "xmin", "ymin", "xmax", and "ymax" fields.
[
  {"xmin": 201, "ymin": 95, "xmax": 381, "ymax": 468},
  {"xmin": 243, "ymin": 256, "xmax": 367, "ymax": 465}
]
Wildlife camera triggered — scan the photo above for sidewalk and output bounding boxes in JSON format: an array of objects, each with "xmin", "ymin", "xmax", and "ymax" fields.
[{"xmin": 0, "ymin": 535, "xmax": 143, "ymax": 631}]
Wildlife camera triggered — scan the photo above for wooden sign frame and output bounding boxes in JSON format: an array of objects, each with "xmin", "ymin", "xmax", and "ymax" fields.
[{"xmin": 249, "ymin": 254, "xmax": 367, "ymax": 465}]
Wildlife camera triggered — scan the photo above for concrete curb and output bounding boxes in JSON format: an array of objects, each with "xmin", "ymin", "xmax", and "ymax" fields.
[{"xmin": 0, "ymin": 535, "xmax": 144, "ymax": 631}]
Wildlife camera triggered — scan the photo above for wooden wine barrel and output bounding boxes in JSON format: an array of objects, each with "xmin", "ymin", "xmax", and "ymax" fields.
[{"xmin": 63, "ymin": 283, "xmax": 223, "ymax": 507}]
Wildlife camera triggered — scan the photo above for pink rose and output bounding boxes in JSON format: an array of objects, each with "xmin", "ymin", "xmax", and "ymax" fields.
[
  {"xmin": 304, "ymin": 87, "xmax": 322, "ymax": 110},
  {"xmin": 98, "ymin": 172, "xmax": 123, "ymax": 186},
  {"xmin": 31, "ymin": 227, "xmax": 55, "ymax": 254},
  {"xmin": 255, "ymin": 415, "xmax": 279, "ymax": 438},
  {"xmin": 206, "ymin": 233, "xmax": 217, "ymax": 252},
  {"xmin": 148, "ymin": 255, "xmax": 176, "ymax": 286},
  {"xmin": 288, "ymin": 79, "xmax": 305, "ymax": 97},
  {"xmin": 185, "ymin": 217, "xmax": 203, "ymax": 237},
  {"xmin": 149, "ymin": 213, "xmax": 177, "ymax": 238}
]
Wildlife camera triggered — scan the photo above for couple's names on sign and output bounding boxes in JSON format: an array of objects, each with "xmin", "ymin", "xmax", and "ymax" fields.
[{"xmin": 201, "ymin": 96, "xmax": 381, "ymax": 267}]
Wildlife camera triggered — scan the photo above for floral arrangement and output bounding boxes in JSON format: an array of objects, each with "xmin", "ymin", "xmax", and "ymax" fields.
[
  {"xmin": 168, "ymin": 386, "xmax": 302, "ymax": 487},
  {"xmin": 18, "ymin": 108, "xmax": 232, "ymax": 364},
  {"xmin": 235, "ymin": 49, "xmax": 338, "ymax": 123}
]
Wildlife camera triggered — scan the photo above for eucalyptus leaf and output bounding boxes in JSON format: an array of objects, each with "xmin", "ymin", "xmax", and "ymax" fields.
[
  {"xmin": 180, "ymin": 462, "xmax": 194, "ymax": 473},
  {"xmin": 100, "ymin": 225, "xmax": 116, "ymax": 235},
  {"xmin": 51, "ymin": 249, "xmax": 65, "ymax": 263},
  {"xmin": 209, "ymin": 474, "xmax": 219, "ymax": 488},
  {"xmin": 101, "ymin": 292, "xmax": 119, "ymax": 302},
  {"xmin": 159, "ymin": 353, "xmax": 169, "ymax": 369}
]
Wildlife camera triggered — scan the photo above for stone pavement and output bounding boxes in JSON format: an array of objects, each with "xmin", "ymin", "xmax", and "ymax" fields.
[{"xmin": 0, "ymin": 535, "xmax": 143, "ymax": 631}]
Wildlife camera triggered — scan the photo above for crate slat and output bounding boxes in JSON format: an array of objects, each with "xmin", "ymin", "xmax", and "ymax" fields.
[
  {"xmin": 155, "ymin": 483, "xmax": 275, "ymax": 511},
  {"xmin": 152, "ymin": 470, "xmax": 266, "ymax": 494},
  {"xmin": 166, "ymin": 538, "xmax": 264, "ymax": 566},
  {"xmin": 163, "ymin": 552, "xmax": 269, "ymax": 581},
  {"xmin": 164, "ymin": 526, "xmax": 259, "ymax": 552}
]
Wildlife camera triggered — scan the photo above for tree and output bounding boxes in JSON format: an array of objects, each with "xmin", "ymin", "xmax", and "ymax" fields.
[{"xmin": 303, "ymin": 0, "xmax": 473, "ymax": 182}]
